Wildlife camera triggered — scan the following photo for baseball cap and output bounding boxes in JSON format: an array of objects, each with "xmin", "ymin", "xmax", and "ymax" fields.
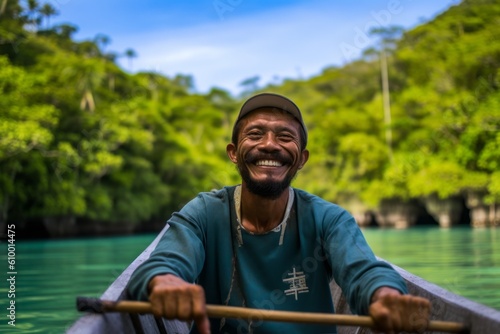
[{"xmin": 234, "ymin": 93, "xmax": 308, "ymax": 144}]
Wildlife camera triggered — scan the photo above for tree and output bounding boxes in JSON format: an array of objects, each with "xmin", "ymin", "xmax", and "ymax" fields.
[
  {"xmin": 54, "ymin": 23, "xmax": 78, "ymax": 39},
  {"xmin": 94, "ymin": 33, "xmax": 111, "ymax": 54},
  {"xmin": 0, "ymin": 0, "xmax": 8, "ymax": 15},
  {"xmin": 173, "ymin": 74, "xmax": 195, "ymax": 91},
  {"xmin": 124, "ymin": 48, "xmax": 137, "ymax": 71},
  {"xmin": 367, "ymin": 26, "xmax": 404, "ymax": 162},
  {"xmin": 39, "ymin": 3, "xmax": 58, "ymax": 29},
  {"xmin": 24, "ymin": 0, "xmax": 39, "ymax": 29},
  {"xmin": 239, "ymin": 75, "xmax": 260, "ymax": 96},
  {"xmin": 0, "ymin": 56, "xmax": 59, "ymax": 225},
  {"xmin": 2, "ymin": 0, "xmax": 500, "ymax": 232}
]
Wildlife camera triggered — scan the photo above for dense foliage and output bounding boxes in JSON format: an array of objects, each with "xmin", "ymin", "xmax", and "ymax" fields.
[
  {"xmin": 1, "ymin": 0, "xmax": 498, "ymax": 231},
  {"xmin": 270, "ymin": 0, "xmax": 500, "ymax": 214}
]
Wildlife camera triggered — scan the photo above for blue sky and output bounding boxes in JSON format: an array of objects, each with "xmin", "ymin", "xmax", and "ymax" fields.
[{"xmin": 49, "ymin": 0, "xmax": 458, "ymax": 96}]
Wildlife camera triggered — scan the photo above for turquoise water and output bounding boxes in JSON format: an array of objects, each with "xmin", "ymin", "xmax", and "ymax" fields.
[
  {"xmin": 0, "ymin": 234, "xmax": 156, "ymax": 334},
  {"xmin": 0, "ymin": 227, "xmax": 499, "ymax": 333},
  {"xmin": 362, "ymin": 226, "xmax": 500, "ymax": 311}
]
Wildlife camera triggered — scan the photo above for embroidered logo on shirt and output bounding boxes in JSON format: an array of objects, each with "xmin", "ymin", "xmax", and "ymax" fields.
[{"xmin": 283, "ymin": 267, "xmax": 309, "ymax": 300}]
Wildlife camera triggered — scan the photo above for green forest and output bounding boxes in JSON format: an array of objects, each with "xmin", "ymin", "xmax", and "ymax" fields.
[{"xmin": 1, "ymin": 0, "xmax": 499, "ymax": 237}]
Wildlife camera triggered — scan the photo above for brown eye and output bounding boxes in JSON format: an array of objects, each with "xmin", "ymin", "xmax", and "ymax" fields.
[
  {"xmin": 247, "ymin": 131, "xmax": 263, "ymax": 139},
  {"xmin": 278, "ymin": 133, "xmax": 294, "ymax": 141}
]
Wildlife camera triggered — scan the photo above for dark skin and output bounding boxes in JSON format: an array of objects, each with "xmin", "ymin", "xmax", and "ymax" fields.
[
  {"xmin": 370, "ymin": 287, "xmax": 431, "ymax": 333},
  {"xmin": 148, "ymin": 108, "xmax": 431, "ymax": 334},
  {"xmin": 226, "ymin": 109, "xmax": 309, "ymax": 233}
]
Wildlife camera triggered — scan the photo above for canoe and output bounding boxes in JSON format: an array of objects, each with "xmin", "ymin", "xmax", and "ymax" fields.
[{"xmin": 67, "ymin": 225, "xmax": 500, "ymax": 333}]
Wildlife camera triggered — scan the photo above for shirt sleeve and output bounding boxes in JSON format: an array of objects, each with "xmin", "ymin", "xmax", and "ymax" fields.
[
  {"xmin": 323, "ymin": 208, "xmax": 408, "ymax": 315},
  {"xmin": 127, "ymin": 195, "xmax": 208, "ymax": 301}
]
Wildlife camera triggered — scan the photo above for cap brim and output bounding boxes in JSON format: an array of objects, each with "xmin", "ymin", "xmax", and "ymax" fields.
[
  {"xmin": 240, "ymin": 93, "xmax": 300, "ymax": 119},
  {"xmin": 234, "ymin": 93, "xmax": 308, "ymax": 145}
]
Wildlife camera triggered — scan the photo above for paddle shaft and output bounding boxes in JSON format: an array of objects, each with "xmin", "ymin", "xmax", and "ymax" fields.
[{"xmin": 77, "ymin": 297, "xmax": 468, "ymax": 333}]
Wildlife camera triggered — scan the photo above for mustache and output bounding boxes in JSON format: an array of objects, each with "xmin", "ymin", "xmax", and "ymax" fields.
[{"xmin": 244, "ymin": 152, "xmax": 292, "ymax": 165}]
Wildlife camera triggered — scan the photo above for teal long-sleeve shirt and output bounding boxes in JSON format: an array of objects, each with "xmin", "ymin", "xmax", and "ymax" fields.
[{"xmin": 127, "ymin": 186, "xmax": 407, "ymax": 333}]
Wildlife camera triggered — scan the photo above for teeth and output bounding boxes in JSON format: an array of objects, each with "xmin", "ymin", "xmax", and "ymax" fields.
[{"xmin": 256, "ymin": 160, "xmax": 283, "ymax": 167}]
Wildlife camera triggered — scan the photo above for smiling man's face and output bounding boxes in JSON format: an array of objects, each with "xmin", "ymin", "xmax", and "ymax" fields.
[{"xmin": 227, "ymin": 108, "xmax": 309, "ymax": 199}]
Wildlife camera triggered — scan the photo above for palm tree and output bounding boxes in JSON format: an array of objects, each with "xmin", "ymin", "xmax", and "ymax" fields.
[
  {"xmin": 239, "ymin": 76, "xmax": 260, "ymax": 96},
  {"xmin": 26, "ymin": 0, "xmax": 39, "ymax": 27},
  {"xmin": 55, "ymin": 23, "xmax": 78, "ymax": 39},
  {"xmin": 124, "ymin": 48, "xmax": 137, "ymax": 71},
  {"xmin": 39, "ymin": 3, "xmax": 58, "ymax": 29},
  {"xmin": 94, "ymin": 34, "xmax": 111, "ymax": 54},
  {"xmin": 368, "ymin": 26, "xmax": 404, "ymax": 162}
]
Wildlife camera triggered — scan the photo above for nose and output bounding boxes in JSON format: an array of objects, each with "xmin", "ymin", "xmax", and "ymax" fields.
[{"xmin": 259, "ymin": 132, "xmax": 280, "ymax": 152}]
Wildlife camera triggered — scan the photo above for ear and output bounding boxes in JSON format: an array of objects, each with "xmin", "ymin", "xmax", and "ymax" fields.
[
  {"xmin": 226, "ymin": 143, "xmax": 238, "ymax": 164},
  {"xmin": 298, "ymin": 149, "xmax": 309, "ymax": 170}
]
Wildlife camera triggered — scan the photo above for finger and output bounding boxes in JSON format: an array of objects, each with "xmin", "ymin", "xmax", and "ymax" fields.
[
  {"xmin": 417, "ymin": 296, "xmax": 431, "ymax": 313},
  {"xmin": 369, "ymin": 302, "xmax": 393, "ymax": 332},
  {"xmin": 191, "ymin": 285, "xmax": 210, "ymax": 334},
  {"xmin": 191, "ymin": 285, "xmax": 206, "ymax": 317},
  {"xmin": 195, "ymin": 315, "xmax": 211, "ymax": 334},
  {"xmin": 149, "ymin": 293, "xmax": 165, "ymax": 318},
  {"xmin": 176, "ymin": 286, "xmax": 193, "ymax": 321},
  {"xmin": 162, "ymin": 288, "xmax": 178, "ymax": 319},
  {"xmin": 407, "ymin": 296, "xmax": 431, "ymax": 332}
]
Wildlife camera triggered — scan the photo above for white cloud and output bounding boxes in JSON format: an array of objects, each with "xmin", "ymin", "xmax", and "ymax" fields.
[
  {"xmin": 109, "ymin": 0, "xmax": 455, "ymax": 95},
  {"xmin": 114, "ymin": 2, "xmax": 353, "ymax": 95}
]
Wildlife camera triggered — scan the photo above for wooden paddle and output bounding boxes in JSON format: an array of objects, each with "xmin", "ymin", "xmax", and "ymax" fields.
[{"xmin": 76, "ymin": 297, "xmax": 469, "ymax": 333}]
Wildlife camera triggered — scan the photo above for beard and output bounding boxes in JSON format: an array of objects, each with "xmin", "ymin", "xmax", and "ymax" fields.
[{"xmin": 237, "ymin": 153, "xmax": 297, "ymax": 199}]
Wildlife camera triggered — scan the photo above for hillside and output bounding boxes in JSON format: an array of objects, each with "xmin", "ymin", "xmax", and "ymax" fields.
[
  {"xmin": 1, "ymin": 0, "xmax": 498, "ymax": 237},
  {"xmin": 263, "ymin": 0, "xmax": 500, "ymax": 228}
]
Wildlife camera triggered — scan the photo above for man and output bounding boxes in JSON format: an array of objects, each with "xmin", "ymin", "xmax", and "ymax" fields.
[{"xmin": 127, "ymin": 93, "xmax": 431, "ymax": 334}]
